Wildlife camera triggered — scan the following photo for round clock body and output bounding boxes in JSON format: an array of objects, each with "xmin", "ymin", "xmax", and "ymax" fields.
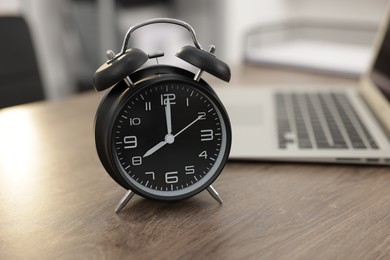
[{"xmin": 95, "ymin": 66, "xmax": 231, "ymax": 201}]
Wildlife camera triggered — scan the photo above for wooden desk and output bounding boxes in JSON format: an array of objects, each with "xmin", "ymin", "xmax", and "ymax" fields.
[{"xmin": 1, "ymin": 66, "xmax": 389, "ymax": 259}]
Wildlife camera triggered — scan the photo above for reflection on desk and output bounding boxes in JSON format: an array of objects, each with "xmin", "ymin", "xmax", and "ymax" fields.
[{"xmin": 0, "ymin": 67, "xmax": 389, "ymax": 260}]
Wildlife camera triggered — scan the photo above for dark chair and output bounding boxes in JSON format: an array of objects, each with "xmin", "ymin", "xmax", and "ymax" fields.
[{"xmin": 0, "ymin": 16, "xmax": 45, "ymax": 108}]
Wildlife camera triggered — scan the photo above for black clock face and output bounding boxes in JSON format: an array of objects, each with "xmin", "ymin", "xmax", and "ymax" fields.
[{"xmin": 110, "ymin": 79, "xmax": 230, "ymax": 199}]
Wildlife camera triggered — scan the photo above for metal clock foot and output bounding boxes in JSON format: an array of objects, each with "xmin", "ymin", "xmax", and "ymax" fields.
[
  {"xmin": 206, "ymin": 185, "xmax": 223, "ymax": 205},
  {"xmin": 115, "ymin": 190, "xmax": 135, "ymax": 214}
]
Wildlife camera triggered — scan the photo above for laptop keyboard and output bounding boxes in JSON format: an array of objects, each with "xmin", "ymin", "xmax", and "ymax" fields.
[{"xmin": 276, "ymin": 92, "xmax": 379, "ymax": 150}]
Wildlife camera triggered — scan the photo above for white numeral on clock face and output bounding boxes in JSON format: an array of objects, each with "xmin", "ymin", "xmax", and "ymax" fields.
[
  {"xmin": 161, "ymin": 93, "xmax": 176, "ymax": 105},
  {"xmin": 165, "ymin": 171, "xmax": 178, "ymax": 184},
  {"xmin": 129, "ymin": 118, "xmax": 141, "ymax": 126},
  {"xmin": 145, "ymin": 102, "xmax": 152, "ymax": 111},
  {"xmin": 198, "ymin": 112, "xmax": 206, "ymax": 120},
  {"xmin": 201, "ymin": 129, "xmax": 214, "ymax": 141},
  {"xmin": 185, "ymin": 165, "xmax": 195, "ymax": 174},
  {"xmin": 199, "ymin": 151, "xmax": 208, "ymax": 159},
  {"xmin": 145, "ymin": 171, "xmax": 155, "ymax": 180},
  {"xmin": 132, "ymin": 156, "xmax": 142, "ymax": 165},
  {"xmin": 124, "ymin": 136, "xmax": 137, "ymax": 148}
]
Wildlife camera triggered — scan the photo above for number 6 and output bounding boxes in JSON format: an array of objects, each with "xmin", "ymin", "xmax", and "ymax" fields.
[{"xmin": 165, "ymin": 171, "xmax": 178, "ymax": 183}]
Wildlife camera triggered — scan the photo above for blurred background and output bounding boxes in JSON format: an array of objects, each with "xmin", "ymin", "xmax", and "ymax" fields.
[{"xmin": 0, "ymin": 0, "xmax": 388, "ymax": 108}]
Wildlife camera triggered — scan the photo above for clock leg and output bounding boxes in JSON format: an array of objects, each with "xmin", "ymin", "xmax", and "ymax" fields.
[
  {"xmin": 114, "ymin": 190, "xmax": 135, "ymax": 214},
  {"xmin": 206, "ymin": 185, "xmax": 223, "ymax": 205}
]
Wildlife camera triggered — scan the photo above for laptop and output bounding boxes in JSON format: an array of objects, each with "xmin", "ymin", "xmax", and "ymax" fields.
[{"xmin": 216, "ymin": 9, "xmax": 390, "ymax": 165}]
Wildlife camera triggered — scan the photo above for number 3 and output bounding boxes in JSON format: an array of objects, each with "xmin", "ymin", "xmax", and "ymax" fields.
[{"xmin": 201, "ymin": 129, "xmax": 213, "ymax": 141}]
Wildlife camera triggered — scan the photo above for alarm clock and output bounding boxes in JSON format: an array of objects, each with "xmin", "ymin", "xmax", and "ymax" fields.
[{"xmin": 93, "ymin": 18, "xmax": 231, "ymax": 213}]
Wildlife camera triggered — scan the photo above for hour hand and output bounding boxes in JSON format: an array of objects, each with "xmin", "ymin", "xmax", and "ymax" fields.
[
  {"xmin": 144, "ymin": 99, "xmax": 174, "ymax": 158},
  {"xmin": 165, "ymin": 99, "xmax": 172, "ymax": 134},
  {"xmin": 143, "ymin": 140, "xmax": 167, "ymax": 158}
]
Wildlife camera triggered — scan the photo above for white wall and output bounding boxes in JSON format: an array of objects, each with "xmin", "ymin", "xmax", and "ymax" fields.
[
  {"xmin": 21, "ymin": 0, "xmax": 82, "ymax": 99},
  {"xmin": 286, "ymin": 0, "xmax": 389, "ymax": 23},
  {"xmin": 221, "ymin": 0, "xmax": 388, "ymax": 63},
  {"xmin": 0, "ymin": 0, "xmax": 20, "ymax": 13},
  {"xmin": 223, "ymin": 0, "xmax": 288, "ymax": 62}
]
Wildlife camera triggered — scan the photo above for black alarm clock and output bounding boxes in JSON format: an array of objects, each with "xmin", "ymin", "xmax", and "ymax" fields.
[{"xmin": 93, "ymin": 18, "xmax": 231, "ymax": 213}]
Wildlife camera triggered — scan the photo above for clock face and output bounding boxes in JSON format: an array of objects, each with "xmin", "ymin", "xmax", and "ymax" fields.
[{"xmin": 110, "ymin": 79, "xmax": 230, "ymax": 200}]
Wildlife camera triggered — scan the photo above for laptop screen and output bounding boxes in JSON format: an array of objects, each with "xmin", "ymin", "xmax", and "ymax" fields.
[{"xmin": 371, "ymin": 19, "xmax": 390, "ymax": 102}]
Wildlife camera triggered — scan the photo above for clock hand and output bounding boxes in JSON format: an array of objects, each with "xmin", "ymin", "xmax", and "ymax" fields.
[
  {"xmin": 165, "ymin": 99, "xmax": 172, "ymax": 134},
  {"xmin": 143, "ymin": 115, "xmax": 201, "ymax": 158},
  {"xmin": 143, "ymin": 140, "xmax": 167, "ymax": 158},
  {"xmin": 173, "ymin": 116, "xmax": 202, "ymax": 138},
  {"xmin": 144, "ymin": 100, "xmax": 173, "ymax": 158},
  {"xmin": 143, "ymin": 133, "xmax": 175, "ymax": 158}
]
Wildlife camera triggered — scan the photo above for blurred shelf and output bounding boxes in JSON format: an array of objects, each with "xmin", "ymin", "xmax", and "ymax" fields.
[{"xmin": 244, "ymin": 19, "xmax": 378, "ymax": 78}]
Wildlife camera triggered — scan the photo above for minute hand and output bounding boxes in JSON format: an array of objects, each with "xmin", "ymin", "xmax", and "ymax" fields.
[
  {"xmin": 143, "ymin": 116, "xmax": 201, "ymax": 158},
  {"xmin": 174, "ymin": 116, "xmax": 202, "ymax": 138}
]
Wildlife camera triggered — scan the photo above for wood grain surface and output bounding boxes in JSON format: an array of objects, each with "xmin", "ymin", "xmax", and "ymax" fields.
[{"xmin": 0, "ymin": 66, "xmax": 389, "ymax": 260}]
